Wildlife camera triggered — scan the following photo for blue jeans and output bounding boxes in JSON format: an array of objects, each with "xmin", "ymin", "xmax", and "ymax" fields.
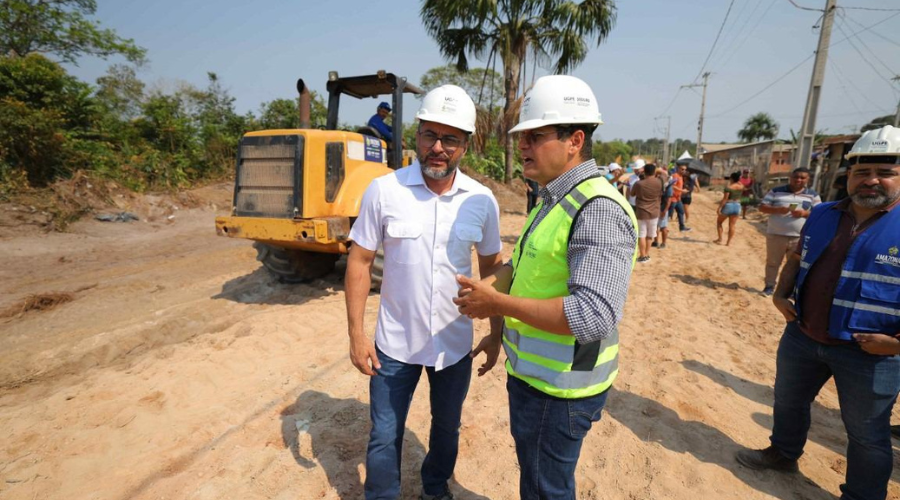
[
  {"xmin": 365, "ymin": 346, "xmax": 472, "ymax": 500},
  {"xmin": 507, "ymin": 376, "xmax": 608, "ymax": 500},
  {"xmin": 668, "ymin": 200, "xmax": 686, "ymax": 229},
  {"xmin": 771, "ymin": 322, "xmax": 900, "ymax": 500}
]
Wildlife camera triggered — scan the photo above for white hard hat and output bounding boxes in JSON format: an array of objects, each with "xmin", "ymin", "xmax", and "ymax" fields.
[
  {"xmin": 608, "ymin": 162, "xmax": 621, "ymax": 171},
  {"xmin": 846, "ymin": 125, "xmax": 900, "ymax": 159},
  {"xmin": 633, "ymin": 159, "xmax": 646, "ymax": 170},
  {"xmin": 416, "ymin": 84, "xmax": 477, "ymax": 134},
  {"xmin": 510, "ymin": 75, "xmax": 603, "ymax": 133}
]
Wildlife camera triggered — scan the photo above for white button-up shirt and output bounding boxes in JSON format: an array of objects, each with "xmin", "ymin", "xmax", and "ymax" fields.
[{"xmin": 349, "ymin": 162, "xmax": 502, "ymax": 370}]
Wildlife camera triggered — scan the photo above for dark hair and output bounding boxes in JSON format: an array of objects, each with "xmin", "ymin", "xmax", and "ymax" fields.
[
  {"xmin": 644, "ymin": 164, "xmax": 657, "ymax": 176},
  {"xmin": 791, "ymin": 167, "xmax": 810, "ymax": 175},
  {"xmin": 556, "ymin": 124, "xmax": 597, "ymax": 161},
  {"xmin": 729, "ymin": 171, "xmax": 741, "ymax": 182}
]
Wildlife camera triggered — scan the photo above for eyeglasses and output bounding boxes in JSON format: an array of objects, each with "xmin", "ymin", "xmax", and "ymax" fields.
[
  {"xmin": 515, "ymin": 129, "xmax": 560, "ymax": 146},
  {"xmin": 418, "ymin": 131, "xmax": 464, "ymax": 151}
]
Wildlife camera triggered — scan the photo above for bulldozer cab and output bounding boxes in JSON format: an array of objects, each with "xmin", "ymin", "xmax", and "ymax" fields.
[{"xmin": 324, "ymin": 71, "xmax": 424, "ymax": 169}]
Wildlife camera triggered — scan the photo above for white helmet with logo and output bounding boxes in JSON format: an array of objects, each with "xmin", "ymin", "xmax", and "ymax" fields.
[
  {"xmin": 416, "ymin": 84, "xmax": 477, "ymax": 134},
  {"xmin": 510, "ymin": 75, "xmax": 603, "ymax": 133},
  {"xmin": 846, "ymin": 125, "xmax": 900, "ymax": 159}
]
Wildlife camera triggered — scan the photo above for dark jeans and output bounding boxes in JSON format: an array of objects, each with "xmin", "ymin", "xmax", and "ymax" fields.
[
  {"xmin": 771, "ymin": 321, "xmax": 900, "ymax": 500},
  {"xmin": 507, "ymin": 376, "xmax": 608, "ymax": 500},
  {"xmin": 365, "ymin": 347, "xmax": 472, "ymax": 500},
  {"xmin": 668, "ymin": 200, "xmax": 686, "ymax": 229}
]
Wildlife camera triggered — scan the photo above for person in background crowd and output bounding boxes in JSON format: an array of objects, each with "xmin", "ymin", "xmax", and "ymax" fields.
[
  {"xmin": 757, "ymin": 167, "xmax": 821, "ymax": 296},
  {"xmin": 652, "ymin": 167, "xmax": 671, "ymax": 249},
  {"xmin": 668, "ymin": 164, "xmax": 691, "ymax": 232},
  {"xmin": 681, "ymin": 167, "xmax": 700, "ymax": 224},
  {"xmin": 714, "ymin": 172, "xmax": 744, "ymax": 246},
  {"xmin": 739, "ymin": 168, "xmax": 755, "ymax": 219},
  {"xmin": 626, "ymin": 159, "xmax": 646, "ymax": 210},
  {"xmin": 629, "ymin": 163, "xmax": 663, "ymax": 262}
]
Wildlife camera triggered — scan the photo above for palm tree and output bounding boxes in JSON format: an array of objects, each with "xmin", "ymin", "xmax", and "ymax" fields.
[
  {"xmin": 421, "ymin": 0, "xmax": 617, "ymax": 184},
  {"xmin": 737, "ymin": 112, "xmax": 779, "ymax": 143}
]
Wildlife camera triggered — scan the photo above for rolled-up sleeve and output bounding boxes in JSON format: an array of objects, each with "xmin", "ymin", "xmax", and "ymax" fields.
[{"xmin": 562, "ymin": 197, "xmax": 637, "ymax": 344}]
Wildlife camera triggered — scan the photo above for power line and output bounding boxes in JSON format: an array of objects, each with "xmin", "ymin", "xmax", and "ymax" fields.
[
  {"xmin": 716, "ymin": 0, "xmax": 778, "ymax": 70},
  {"xmin": 835, "ymin": 20, "xmax": 899, "ymax": 94},
  {"xmin": 655, "ymin": 87, "xmax": 683, "ymax": 119},
  {"xmin": 708, "ymin": 54, "xmax": 814, "ymax": 117},
  {"xmin": 786, "ymin": 0, "xmax": 822, "ymax": 12},
  {"xmin": 829, "ymin": 55, "xmax": 889, "ymax": 112},
  {"xmin": 692, "ymin": 0, "xmax": 736, "ymax": 83},
  {"xmin": 827, "ymin": 57, "xmax": 866, "ymax": 117},
  {"xmin": 707, "ymin": 10, "xmax": 900, "ymax": 118},
  {"xmin": 841, "ymin": 5, "xmax": 900, "ymax": 12},
  {"xmin": 836, "ymin": 13, "xmax": 897, "ymax": 78},
  {"xmin": 839, "ymin": 12, "xmax": 900, "ymax": 49}
]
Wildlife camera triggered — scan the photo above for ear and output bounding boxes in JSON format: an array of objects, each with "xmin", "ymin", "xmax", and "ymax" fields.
[{"xmin": 568, "ymin": 130, "xmax": 585, "ymax": 155}]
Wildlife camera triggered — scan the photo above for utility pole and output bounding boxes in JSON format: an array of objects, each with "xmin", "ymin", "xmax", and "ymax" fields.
[
  {"xmin": 681, "ymin": 72, "xmax": 711, "ymax": 160},
  {"xmin": 663, "ymin": 116, "xmax": 671, "ymax": 166},
  {"xmin": 893, "ymin": 76, "xmax": 900, "ymax": 127},
  {"xmin": 796, "ymin": 0, "xmax": 837, "ymax": 175}
]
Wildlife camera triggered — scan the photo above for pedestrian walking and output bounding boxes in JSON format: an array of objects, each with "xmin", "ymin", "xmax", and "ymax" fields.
[
  {"xmin": 713, "ymin": 172, "xmax": 745, "ymax": 246},
  {"xmin": 735, "ymin": 126, "xmax": 900, "ymax": 500},
  {"xmin": 452, "ymin": 75, "xmax": 637, "ymax": 499},
  {"xmin": 629, "ymin": 163, "xmax": 663, "ymax": 262},
  {"xmin": 345, "ymin": 84, "xmax": 504, "ymax": 500}
]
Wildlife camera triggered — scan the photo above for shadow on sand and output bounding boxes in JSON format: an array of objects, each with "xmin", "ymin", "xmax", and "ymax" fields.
[
  {"xmin": 606, "ymin": 388, "xmax": 838, "ymax": 499},
  {"xmin": 281, "ymin": 390, "xmax": 489, "ymax": 499}
]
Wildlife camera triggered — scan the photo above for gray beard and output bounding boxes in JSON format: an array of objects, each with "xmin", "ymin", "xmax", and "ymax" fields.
[
  {"xmin": 851, "ymin": 188, "xmax": 900, "ymax": 209},
  {"xmin": 419, "ymin": 154, "xmax": 460, "ymax": 180}
]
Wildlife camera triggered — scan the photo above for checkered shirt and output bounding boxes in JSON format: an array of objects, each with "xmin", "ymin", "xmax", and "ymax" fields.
[{"xmin": 519, "ymin": 159, "xmax": 637, "ymax": 344}]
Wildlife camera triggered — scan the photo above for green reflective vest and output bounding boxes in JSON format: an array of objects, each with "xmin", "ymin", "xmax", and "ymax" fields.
[{"xmin": 504, "ymin": 176, "xmax": 637, "ymax": 398}]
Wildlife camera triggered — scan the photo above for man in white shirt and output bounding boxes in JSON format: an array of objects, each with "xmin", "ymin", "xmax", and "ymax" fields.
[{"xmin": 345, "ymin": 84, "xmax": 503, "ymax": 500}]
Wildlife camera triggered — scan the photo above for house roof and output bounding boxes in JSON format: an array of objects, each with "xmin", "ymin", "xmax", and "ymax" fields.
[{"xmin": 821, "ymin": 134, "xmax": 860, "ymax": 145}]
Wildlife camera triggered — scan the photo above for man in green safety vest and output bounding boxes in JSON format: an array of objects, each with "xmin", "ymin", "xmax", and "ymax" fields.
[{"xmin": 454, "ymin": 75, "xmax": 638, "ymax": 499}]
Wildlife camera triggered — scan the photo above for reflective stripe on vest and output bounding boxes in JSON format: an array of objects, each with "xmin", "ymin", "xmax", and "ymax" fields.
[
  {"xmin": 832, "ymin": 299, "xmax": 900, "ymax": 317},
  {"xmin": 504, "ymin": 327, "xmax": 620, "ymax": 390},
  {"xmin": 504, "ymin": 176, "xmax": 637, "ymax": 398}
]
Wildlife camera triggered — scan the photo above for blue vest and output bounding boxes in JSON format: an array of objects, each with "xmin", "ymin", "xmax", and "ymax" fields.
[{"xmin": 795, "ymin": 201, "xmax": 900, "ymax": 340}]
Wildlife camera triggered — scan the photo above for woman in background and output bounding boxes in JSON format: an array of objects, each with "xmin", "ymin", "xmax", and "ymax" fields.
[{"xmin": 714, "ymin": 171, "xmax": 744, "ymax": 246}]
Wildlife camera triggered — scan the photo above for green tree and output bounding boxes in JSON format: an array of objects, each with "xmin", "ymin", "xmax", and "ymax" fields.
[
  {"xmin": 257, "ymin": 92, "xmax": 327, "ymax": 130},
  {"xmin": 592, "ymin": 140, "xmax": 631, "ymax": 166},
  {"xmin": 0, "ymin": 53, "xmax": 95, "ymax": 185},
  {"xmin": 0, "ymin": 0, "xmax": 146, "ymax": 64},
  {"xmin": 738, "ymin": 112, "xmax": 779, "ymax": 143},
  {"xmin": 861, "ymin": 114, "xmax": 894, "ymax": 132},
  {"xmin": 422, "ymin": 0, "xmax": 617, "ymax": 183},
  {"xmin": 95, "ymin": 64, "xmax": 144, "ymax": 121},
  {"xmin": 419, "ymin": 64, "xmax": 504, "ymax": 111}
]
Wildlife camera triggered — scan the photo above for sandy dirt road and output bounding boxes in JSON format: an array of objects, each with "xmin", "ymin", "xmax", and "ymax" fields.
[{"xmin": 1, "ymin": 181, "xmax": 899, "ymax": 500}]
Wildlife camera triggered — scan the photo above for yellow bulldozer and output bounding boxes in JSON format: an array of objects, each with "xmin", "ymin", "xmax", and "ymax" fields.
[{"xmin": 215, "ymin": 71, "xmax": 423, "ymax": 285}]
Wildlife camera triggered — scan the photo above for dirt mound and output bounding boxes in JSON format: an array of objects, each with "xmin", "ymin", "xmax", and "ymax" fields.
[
  {"xmin": 460, "ymin": 167, "xmax": 529, "ymax": 215},
  {"xmin": 0, "ymin": 174, "xmax": 234, "ymax": 237}
]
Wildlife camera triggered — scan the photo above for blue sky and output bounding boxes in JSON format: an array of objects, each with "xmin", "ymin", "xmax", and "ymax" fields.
[{"xmin": 65, "ymin": 0, "xmax": 900, "ymax": 145}]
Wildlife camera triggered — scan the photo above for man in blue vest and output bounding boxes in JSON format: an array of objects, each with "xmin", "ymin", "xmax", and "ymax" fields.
[
  {"xmin": 735, "ymin": 125, "xmax": 900, "ymax": 500},
  {"xmin": 453, "ymin": 75, "xmax": 638, "ymax": 499}
]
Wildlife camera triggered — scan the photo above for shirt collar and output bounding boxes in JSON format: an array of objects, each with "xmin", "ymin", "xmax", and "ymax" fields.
[{"xmin": 540, "ymin": 159, "xmax": 600, "ymax": 204}]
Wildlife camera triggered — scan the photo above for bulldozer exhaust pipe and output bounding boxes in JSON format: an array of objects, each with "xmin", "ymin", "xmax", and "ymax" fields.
[{"xmin": 296, "ymin": 78, "xmax": 310, "ymax": 129}]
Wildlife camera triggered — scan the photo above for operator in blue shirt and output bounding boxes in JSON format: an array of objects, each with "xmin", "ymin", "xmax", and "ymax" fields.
[{"xmin": 367, "ymin": 101, "xmax": 394, "ymax": 142}]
